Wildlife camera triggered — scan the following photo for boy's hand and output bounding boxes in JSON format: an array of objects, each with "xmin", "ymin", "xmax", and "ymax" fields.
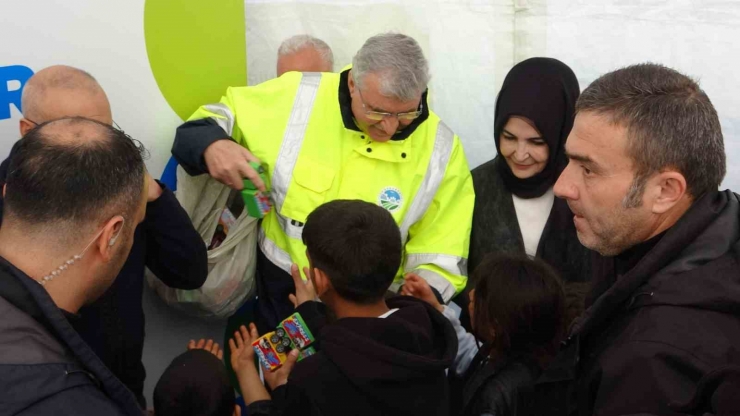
[
  {"xmin": 229, "ymin": 323, "xmax": 272, "ymax": 405},
  {"xmin": 289, "ymin": 263, "xmax": 316, "ymax": 308},
  {"xmin": 264, "ymin": 349, "xmax": 299, "ymax": 390},
  {"xmin": 229, "ymin": 324, "xmax": 258, "ymax": 374},
  {"xmin": 188, "ymin": 338, "xmax": 223, "ymax": 360},
  {"xmin": 401, "ymin": 273, "xmax": 444, "ymax": 313}
]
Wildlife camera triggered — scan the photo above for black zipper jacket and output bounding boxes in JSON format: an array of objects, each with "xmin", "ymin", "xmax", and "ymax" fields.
[{"xmin": 537, "ymin": 190, "xmax": 740, "ymax": 416}]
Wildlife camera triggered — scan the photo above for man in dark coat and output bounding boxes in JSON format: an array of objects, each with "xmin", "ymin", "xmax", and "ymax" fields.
[
  {"xmin": 0, "ymin": 65, "xmax": 208, "ymax": 407},
  {"xmin": 0, "ymin": 118, "xmax": 148, "ymax": 415},
  {"xmin": 540, "ymin": 63, "xmax": 740, "ymax": 416}
]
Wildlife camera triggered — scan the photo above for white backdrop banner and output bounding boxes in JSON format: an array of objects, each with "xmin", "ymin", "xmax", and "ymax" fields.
[{"xmin": 0, "ymin": 0, "xmax": 738, "ymax": 189}]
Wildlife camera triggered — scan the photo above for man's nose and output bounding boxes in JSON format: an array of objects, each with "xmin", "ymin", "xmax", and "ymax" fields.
[
  {"xmin": 380, "ymin": 116, "xmax": 400, "ymax": 135},
  {"xmin": 554, "ymin": 163, "xmax": 577, "ymax": 200}
]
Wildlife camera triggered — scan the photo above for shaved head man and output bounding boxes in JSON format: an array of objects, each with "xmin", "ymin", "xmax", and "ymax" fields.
[
  {"xmin": 19, "ymin": 65, "xmax": 112, "ymax": 135},
  {"xmin": 0, "ymin": 65, "xmax": 208, "ymax": 408}
]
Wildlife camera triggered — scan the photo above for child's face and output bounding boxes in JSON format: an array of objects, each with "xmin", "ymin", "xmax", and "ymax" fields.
[{"xmin": 468, "ymin": 289, "xmax": 476, "ymax": 331}]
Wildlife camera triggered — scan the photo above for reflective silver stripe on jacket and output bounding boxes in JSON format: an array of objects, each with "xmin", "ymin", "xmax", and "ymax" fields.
[
  {"xmin": 259, "ymin": 73, "xmax": 321, "ymax": 273},
  {"xmin": 276, "ymin": 212, "xmax": 305, "ymax": 240},
  {"xmin": 203, "ymin": 103, "xmax": 236, "ymax": 136},
  {"xmin": 398, "ymin": 121, "xmax": 455, "ymax": 244},
  {"xmin": 415, "ymin": 269, "xmax": 455, "ymax": 302},
  {"xmin": 406, "ymin": 253, "xmax": 468, "ymax": 278},
  {"xmin": 406, "ymin": 253, "xmax": 466, "ymax": 302},
  {"xmin": 270, "ymin": 72, "xmax": 322, "ymax": 213},
  {"xmin": 259, "ymin": 227, "xmax": 292, "ymax": 273}
]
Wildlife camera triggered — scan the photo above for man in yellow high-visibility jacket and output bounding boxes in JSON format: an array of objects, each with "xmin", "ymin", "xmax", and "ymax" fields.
[{"xmin": 172, "ymin": 33, "xmax": 474, "ymax": 331}]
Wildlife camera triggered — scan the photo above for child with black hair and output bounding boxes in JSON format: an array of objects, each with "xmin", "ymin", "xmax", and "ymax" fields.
[
  {"xmin": 153, "ymin": 339, "xmax": 240, "ymax": 416},
  {"xmin": 403, "ymin": 253, "xmax": 565, "ymax": 416},
  {"xmin": 228, "ymin": 200, "xmax": 458, "ymax": 416}
]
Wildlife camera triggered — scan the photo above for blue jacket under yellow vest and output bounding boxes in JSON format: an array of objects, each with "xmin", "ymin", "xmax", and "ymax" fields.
[{"xmin": 173, "ymin": 69, "xmax": 474, "ymax": 300}]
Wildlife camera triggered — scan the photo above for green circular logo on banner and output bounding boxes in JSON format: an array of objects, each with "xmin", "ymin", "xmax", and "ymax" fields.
[{"xmin": 144, "ymin": 0, "xmax": 247, "ymax": 120}]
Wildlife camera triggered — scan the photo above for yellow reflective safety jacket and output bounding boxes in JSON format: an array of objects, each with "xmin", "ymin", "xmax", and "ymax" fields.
[{"xmin": 186, "ymin": 70, "xmax": 474, "ymax": 300}]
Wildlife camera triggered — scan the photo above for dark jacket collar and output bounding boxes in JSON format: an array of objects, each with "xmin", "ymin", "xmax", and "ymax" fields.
[
  {"xmin": 571, "ymin": 190, "xmax": 740, "ymax": 339},
  {"xmin": 337, "ymin": 69, "xmax": 430, "ymax": 141},
  {"xmin": 0, "ymin": 256, "xmax": 142, "ymax": 414},
  {"xmin": 0, "ymin": 257, "xmax": 51, "ymax": 331},
  {"xmin": 614, "ymin": 230, "xmax": 665, "ymax": 277}
]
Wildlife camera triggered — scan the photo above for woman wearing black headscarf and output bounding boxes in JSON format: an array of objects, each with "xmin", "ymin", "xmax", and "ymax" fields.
[{"xmin": 468, "ymin": 57, "xmax": 592, "ymax": 326}]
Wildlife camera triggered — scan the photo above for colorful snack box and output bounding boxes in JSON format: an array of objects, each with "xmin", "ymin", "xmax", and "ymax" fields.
[
  {"xmin": 279, "ymin": 313, "xmax": 315, "ymax": 350},
  {"xmin": 241, "ymin": 161, "xmax": 272, "ymax": 218},
  {"xmin": 252, "ymin": 332, "xmax": 287, "ymax": 371},
  {"xmin": 252, "ymin": 312, "xmax": 316, "ymax": 371}
]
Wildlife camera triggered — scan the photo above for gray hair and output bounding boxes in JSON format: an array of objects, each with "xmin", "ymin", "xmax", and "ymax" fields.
[
  {"xmin": 278, "ymin": 35, "xmax": 334, "ymax": 69},
  {"xmin": 577, "ymin": 63, "xmax": 726, "ymax": 207},
  {"xmin": 352, "ymin": 33, "xmax": 430, "ymax": 101}
]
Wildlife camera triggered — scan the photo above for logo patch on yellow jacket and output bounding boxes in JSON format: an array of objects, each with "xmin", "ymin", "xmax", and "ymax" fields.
[{"xmin": 378, "ymin": 187, "xmax": 403, "ymax": 212}]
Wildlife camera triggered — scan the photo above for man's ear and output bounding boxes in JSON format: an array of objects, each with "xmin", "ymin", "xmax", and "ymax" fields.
[
  {"xmin": 19, "ymin": 118, "xmax": 35, "ymax": 137},
  {"xmin": 96, "ymin": 216, "xmax": 125, "ymax": 261},
  {"xmin": 347, "ymin": 70, "xmax": 355, "ymax": 94},
  {"xmin": 312, "ymin": 267, "xmax": 333, "ymax": 298},
  {"xmin": 2, "ymin": 183, "xmax": 5, "ymax": 198},
  {"xmin": 648, "ymin": 170, "xmax": 688, "ymax": 214}
]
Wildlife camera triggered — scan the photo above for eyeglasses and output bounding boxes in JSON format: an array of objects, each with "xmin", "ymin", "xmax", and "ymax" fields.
[{"xmin": 357, "ymin": 89, "xmax": 423, "ymax": 122}]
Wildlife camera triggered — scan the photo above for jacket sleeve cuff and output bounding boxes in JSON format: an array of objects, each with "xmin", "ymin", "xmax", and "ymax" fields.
[
  {"xmin": 172, "ymin": 118, "xmax": 232, "ymax": 176},
  {"xmin": 413, "ymin": 269, "xmax": 456, "ymax": 303},
  {"xmin": 295, "ymin": 301, "xmax": 328, "ymax": 339},
  {"xmin": 145, "ymin": 180, "xmax": 171, "ymax": 212},
  {"xmin": 245, "ymin": 400, "xmax": 275, "ymax": 416}
]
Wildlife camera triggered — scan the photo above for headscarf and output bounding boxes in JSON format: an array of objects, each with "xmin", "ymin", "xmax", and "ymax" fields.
[{"xmin": 494, "ymin": 57, "xmax": 580, "ymax": 198}]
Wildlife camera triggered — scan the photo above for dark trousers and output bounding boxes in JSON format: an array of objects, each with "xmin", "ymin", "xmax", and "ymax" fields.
[{"xmin": 254, "ymin": 249, "xmax": 296, "ymax": 334}]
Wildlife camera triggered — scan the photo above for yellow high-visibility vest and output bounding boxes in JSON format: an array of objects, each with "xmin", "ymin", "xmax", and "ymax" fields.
[{"xmin": 189, "ymin": 71, "xmax": 474, "ymax": 300}]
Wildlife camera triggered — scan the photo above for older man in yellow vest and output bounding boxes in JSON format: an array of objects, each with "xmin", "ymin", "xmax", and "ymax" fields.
[{"xmin": 172, "ymin": 33, "xmax": 474, "ymax": 331}]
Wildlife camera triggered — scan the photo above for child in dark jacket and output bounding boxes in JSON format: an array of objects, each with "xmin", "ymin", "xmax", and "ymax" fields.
[
  {"xmin": 403, "ymin": 253, "xmax": 565, "ymax": 416},
  {"xmin": 228, "ymin": 200, "xmax": 458, "ymax": 416},
  {"xmin": 153, "ymin": 339, "xmax": 239, "ymax": 416}
]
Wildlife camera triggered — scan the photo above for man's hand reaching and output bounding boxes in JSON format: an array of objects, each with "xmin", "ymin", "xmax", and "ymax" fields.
[{"xmin": 203, "ymin": 139, "xmax": 266, "ymax": 191}]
